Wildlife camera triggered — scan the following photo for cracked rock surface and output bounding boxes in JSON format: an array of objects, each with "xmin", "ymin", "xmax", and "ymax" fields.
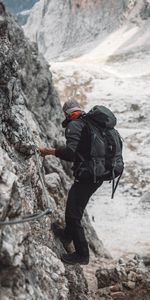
[{"xmin": 0, "ymin": 4, "xmax": 108, "ymax": 300}]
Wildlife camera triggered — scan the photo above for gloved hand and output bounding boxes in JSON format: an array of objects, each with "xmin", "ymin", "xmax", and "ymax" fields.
[{"xmin": 37, "ymin": 147, "xmax": 56, "ymax": 157}]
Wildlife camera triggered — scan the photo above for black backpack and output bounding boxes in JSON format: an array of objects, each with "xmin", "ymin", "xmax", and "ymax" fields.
[{"xmin": 76, "ymin": 105, "xmax": 124, "ymax": 198}]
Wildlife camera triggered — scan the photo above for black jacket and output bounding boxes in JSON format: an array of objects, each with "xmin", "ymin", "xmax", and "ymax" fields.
[{"xmin": 55, "ymin": 114, "xmax": 91, "ymax": 174}]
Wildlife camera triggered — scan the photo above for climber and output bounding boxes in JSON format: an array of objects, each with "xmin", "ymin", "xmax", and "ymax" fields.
[{"xmin": 38, "ymin": 99, "xmax": 103, "ymax": 265}]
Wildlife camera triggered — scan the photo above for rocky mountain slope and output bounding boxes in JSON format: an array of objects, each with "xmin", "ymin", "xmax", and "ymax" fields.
[
  {"xmin": 0, "ymin": 4, "xmax": 108, "ymax": 300},
  {"xmin": 1, "ymin": 1, "xmax": 150, "ymax": 299},
  {"xmin": 24, "ymin": 0, "xmax": 130, "ymax": 61}
]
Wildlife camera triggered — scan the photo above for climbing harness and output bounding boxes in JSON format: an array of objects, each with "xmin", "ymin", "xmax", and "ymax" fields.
[{"xmin": 0, "ymin": 149, "xmax": 52, "ymax": 226}]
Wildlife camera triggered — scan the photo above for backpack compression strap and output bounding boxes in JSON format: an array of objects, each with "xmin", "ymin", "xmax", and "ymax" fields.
[{"xmin": 111, "ymin": 169, "xmax": 123, "ymax": 199}]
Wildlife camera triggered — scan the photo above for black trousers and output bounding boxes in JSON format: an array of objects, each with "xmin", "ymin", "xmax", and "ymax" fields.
[{"xmin": 64, "ymin": 180, "xmax": 102, "ymax": 257}]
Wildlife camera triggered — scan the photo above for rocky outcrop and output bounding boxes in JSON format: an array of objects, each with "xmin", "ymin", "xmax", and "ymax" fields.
[
  {"xmin": 96, "ymin": 256, "xmax": 150, "ymax": 300},
  {"xmin": 140, "ymin": 0, "xmax": 150, "ymax": 19},
  {"xmin": 23, "ymin": 0, "xmax": 130, "ymax": 61},
  {"xmin": 0, "ymin": 4, "xmax": 109, "ymax": 299}
]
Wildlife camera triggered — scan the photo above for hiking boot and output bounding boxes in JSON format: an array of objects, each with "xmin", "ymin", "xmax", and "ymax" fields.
[
  {"xmin": 61, "ymin": 252, "xmax": 89, "ymax": 265},
  {"xmin": 51, "ymin": 222, "xmax": 72, "ymax": 252}
]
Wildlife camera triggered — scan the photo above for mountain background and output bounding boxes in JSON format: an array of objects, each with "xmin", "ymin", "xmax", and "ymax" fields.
[
  {"xmin": 1, "ymin": 0, "xmax": 150, "ymax": 299},
  {"xmin": 2, "ymin": 0, "xmax": 37, "ymax": 24},
  {"xmin": 3, "ymin": 0, "xmax": 131, "ymax": 60}
]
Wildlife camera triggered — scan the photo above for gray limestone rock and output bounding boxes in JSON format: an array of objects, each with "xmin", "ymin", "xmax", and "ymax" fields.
[
  {"xmin": 140, "ymin": 0, "xmax": 150, "ymax": 19},
  {"xmin": 24, "ymin": 0, "xmax": 130, "ymax": 61},
  {"xmin": 96, "ymin": 257, "xmax": 150, "ymax": 300},
  {"xmin": 0, "ymin": 3, "xmax": 109, "ymax": 300}
]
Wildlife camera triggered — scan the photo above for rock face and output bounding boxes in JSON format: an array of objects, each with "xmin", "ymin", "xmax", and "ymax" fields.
[
  {"xmin": 23, "ymin": 0, "xmax": 130, "ymax": 60},
  {"xmin": 96, "ymin": 256, "xmax": 150, "ymax": 300},
  {"xmin": 140, "ymin": 0, "xmax": 150, "ymax": 19},
  {"xmin": 0, "ymin": 4, "xmax": 108, "ymax": 300}
]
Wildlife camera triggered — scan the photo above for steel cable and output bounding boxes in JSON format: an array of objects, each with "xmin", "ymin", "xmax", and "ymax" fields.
[{"xmin": 0, "ymin": 149, "xmax": 52, "ymax": 226}]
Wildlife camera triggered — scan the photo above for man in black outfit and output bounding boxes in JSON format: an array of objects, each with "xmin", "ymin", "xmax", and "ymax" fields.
[{"xmin": 38, "ymin": 99, "xmax": 102, "ymax": 265}]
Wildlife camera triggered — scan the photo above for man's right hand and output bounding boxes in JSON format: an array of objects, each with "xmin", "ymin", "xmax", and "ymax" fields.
[{"xmin": 37, "ymin": 147, "xmax": 56, "ymax": 157}]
